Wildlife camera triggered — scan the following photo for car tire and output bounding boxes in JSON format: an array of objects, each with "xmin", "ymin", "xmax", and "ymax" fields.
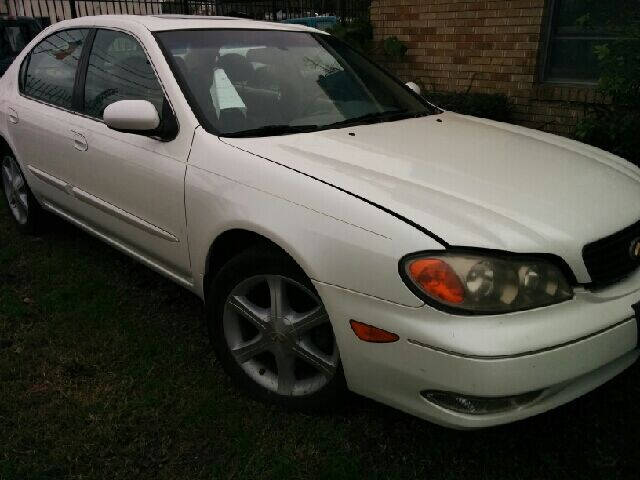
[
  {"xmin": 1, "ymin": 152, "xmax": 44, "ymax": 234},
  {"xmin": 207, "ymin": 245, "xmax": 346, "ymax": 410}
]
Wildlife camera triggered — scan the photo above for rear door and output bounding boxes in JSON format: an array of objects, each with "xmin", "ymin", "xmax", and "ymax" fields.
[{"xmin": 7, "ymin": 28, "xmax": 90, "ymax": 211}]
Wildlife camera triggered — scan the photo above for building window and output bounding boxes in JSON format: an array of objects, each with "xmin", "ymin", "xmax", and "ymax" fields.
[{"xmin": 542, "ymin": 0, "xmax": 630, "ymax": 84}]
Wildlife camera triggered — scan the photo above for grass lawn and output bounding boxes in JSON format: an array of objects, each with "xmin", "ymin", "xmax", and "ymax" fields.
[{"xmin": 1, "ymin": 197, "xmax": 639, "ymax": 480}]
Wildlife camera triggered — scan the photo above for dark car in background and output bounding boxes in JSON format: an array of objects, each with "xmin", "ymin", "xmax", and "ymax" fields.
[{"xmin": 0, "ymin": 16, "xmax": 42, "ymax": 76}]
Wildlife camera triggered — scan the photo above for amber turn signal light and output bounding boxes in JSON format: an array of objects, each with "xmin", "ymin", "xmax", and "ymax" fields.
[
  {"xmin": 407, "ymin": 258, "xmax": 465, "ymax": 304},
  {"xmin": 349, "ymin": 320, "xmax": 399, "ymax": 343}
]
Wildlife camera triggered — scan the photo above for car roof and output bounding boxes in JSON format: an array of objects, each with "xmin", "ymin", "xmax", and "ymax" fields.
[{"xmin": 52, "ymin": 14, "xmax": 326, "ymax": 34}]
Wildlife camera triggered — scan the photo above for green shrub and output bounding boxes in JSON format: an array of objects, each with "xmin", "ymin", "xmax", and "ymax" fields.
[
  {"xmin": 575, "ymin": 104, "xmax": 639, "ymax": 166},
  {"xmin": 573, "ymin": 2, "xmax": 640, "ymax": 166},
  {"xmin": 382, "ymin": 36, "xmax": 408, "ymax": 61},
  {"xmin": 327, "ymin": 21, "xmax": 407, "ymax": 61},
  {"xmin": 426, "ymin": 91, "xmax": 514, "ymax": 123},
  {"xmin": 326, "ymin": 20, "xmax": 373, "ymax": 53}
]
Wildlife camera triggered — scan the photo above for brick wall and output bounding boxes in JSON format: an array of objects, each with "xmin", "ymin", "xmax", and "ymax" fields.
[{"xmin": 370, "ymin": 0, "xmax": 600, "ymax": 136}]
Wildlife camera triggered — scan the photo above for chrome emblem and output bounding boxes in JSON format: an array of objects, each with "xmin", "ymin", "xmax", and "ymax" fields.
[{"xmin": 631, "ymin": 237, "xmax": 640, "ymax": 262}]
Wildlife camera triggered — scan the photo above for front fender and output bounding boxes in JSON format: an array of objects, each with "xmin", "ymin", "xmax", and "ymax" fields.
[{"xmin": 185, "ymin": 129, "xmax": 441, "ymax": 306}]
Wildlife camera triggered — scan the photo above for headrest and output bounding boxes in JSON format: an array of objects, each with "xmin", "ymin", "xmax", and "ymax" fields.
[
  {"xmin": 245, "ymin": 47, "xmax": 285, "ymax": 65},
  {"xmin": 217, "ymin": 53, "xmax": 254, "ymax": 83}
]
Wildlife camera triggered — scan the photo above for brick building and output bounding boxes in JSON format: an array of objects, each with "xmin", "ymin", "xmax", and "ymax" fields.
[{"xmin": 369, "ymin": 0, "xmax": 623, "ymax": 135}]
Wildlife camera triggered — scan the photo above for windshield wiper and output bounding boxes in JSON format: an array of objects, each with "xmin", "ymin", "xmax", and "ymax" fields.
[
  {"xmin": 222, "ymin": 110, "xmax": 431, "ymax": 138},
  {"xmin": 224, "ymin": 124, "xmax": 320, "ymax": 138},
  {"xmin": 325, "ymin": 109, "xmax": 428, "ymax": 129}
]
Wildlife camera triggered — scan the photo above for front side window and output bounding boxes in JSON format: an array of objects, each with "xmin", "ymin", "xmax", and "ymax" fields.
[
  {"xmin": 21, "ymin": 29, "xmax": 89, "ymax": 108},
  {"xmin": 156, "ymin": 29, "xmax": 433, "ymax": 136},
  {"xmin": 83, "ymin": 29, "xmax": 164, "ymax": 119}
]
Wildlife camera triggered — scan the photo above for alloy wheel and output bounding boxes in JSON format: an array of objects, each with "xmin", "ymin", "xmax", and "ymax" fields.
[
  {"xmin": 223, "ymin": 274, "xmax": 339, "ymax": 396},
  {"xmin": 1, "ymin": 155, "xmax": 29, "ymax": 225}
]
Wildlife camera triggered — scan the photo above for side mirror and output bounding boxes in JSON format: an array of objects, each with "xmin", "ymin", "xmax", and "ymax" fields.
[
  {"xmin": 405, "ymin": 81, "xmax": 421, "ymax": 95},
  {"xmin": 104, "ymin": 99, "xmax": 160, "ymax": 133}
]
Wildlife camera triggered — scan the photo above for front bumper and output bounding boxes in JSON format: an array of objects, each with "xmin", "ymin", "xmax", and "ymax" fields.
[{"xmin": 315, "ymin": 269, "xmax": 640, "ymax": 429}]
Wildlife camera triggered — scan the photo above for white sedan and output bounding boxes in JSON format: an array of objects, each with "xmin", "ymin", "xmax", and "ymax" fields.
[{"xmin": 1, "ymin": 15, "xmax": 639, "ymax": 429}]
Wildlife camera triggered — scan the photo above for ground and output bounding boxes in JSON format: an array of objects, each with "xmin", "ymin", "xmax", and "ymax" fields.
[{"xmin": 1, "ymin": 197, "xmax": 639, "ymax": 480}]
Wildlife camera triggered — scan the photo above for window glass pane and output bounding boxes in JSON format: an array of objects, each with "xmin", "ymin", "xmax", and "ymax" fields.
[
  {"xmin": 545, "ymin": 0, "xmax": 635, "ymax": 82},
  {"xmin": 83, "ymin": 29, "xmax": 164, "ymax": 119},
  {"xmin": 1, "ymin": 26, "xmax": 27, "ymax": 57},
  {"xmin": 156, "ymin": 30, "xmax": 431, "ymax": 136},
  {"xmin": 546, "ymin": 38, "xmax": 602, "ymax": 81},
  {"xmin": 555, "ymin": 0, "xmax": 593, "ymax": 34},
  {"xmin": 555, "ymin": 0, "xmax": 635, "ymax": 35},
  {"xmin": 1, "ymin": 20, "xmax": 42, "ymax": 61},
  {"xmin": 22, "ymin": 29, "xmax": 88, "ymax": 108}
]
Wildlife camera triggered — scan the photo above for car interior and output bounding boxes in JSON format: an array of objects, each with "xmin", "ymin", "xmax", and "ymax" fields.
[{"xmin": 170, "ymin": 42, "xmax": 354, "ymax": 133}]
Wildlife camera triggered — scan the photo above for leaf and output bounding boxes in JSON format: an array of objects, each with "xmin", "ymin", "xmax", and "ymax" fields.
[{"xmin": 593, "ymin": 44, "xmax": 610, "ymax": 61}]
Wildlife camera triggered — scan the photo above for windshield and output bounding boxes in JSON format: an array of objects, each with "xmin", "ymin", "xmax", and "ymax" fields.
[{"xmin": 156, "ymin": 29, "xmax": 434, "ymax": 137}]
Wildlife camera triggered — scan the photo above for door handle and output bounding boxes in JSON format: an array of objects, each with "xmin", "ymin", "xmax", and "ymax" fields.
[
  {"xmin": 7, "ymin": 108, "xmax": 18, "ymax": 124},
  {"xmin": 71, "ymin": 130, "xmax": 88, "ymax": 152}
]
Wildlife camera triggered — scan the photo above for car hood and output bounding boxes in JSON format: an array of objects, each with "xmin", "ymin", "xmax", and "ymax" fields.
[{"xmin": 222, "ymin": 112, "xmax": 640, "ymax": 282}]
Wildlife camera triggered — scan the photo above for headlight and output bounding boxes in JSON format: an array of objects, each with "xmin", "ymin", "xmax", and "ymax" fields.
[{"xmin": 400, "ymin": 251, "xmax": 574, "ymax": 314}]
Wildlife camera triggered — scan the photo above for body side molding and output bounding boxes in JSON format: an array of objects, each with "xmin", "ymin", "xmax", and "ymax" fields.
[
  {"xmin": 27, "ymin": 165, "xmax": 68, "ymax": 192},
  {"xmin": 70, "ymin": 187, "xmax": 179, "ymax": 243},
  {"xmin": 27, "ymin": 164, "xmax": 179, "ymax": 243}
]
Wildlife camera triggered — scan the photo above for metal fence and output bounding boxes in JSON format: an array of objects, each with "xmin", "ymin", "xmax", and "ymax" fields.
[
  {"xmin": 216, "ymin": 1, "xmax": 370, "ymax": 21},
  {"xmin": 0, "ymin": 0, "xmax": 370, "ymax": 25}
]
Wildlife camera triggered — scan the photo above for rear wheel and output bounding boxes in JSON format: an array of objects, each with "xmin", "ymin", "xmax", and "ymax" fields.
[
  {"xmin": 208, "ymin": 246, "xmax": 345, "ymax": 409},
  {"xmin": 1, "ymin": 153, "xmax": 43, "ymax": 233}
]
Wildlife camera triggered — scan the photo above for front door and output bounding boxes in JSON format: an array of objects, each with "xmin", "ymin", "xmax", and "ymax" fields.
[{"xmin": 64, "ymin": 28, "xmax": 193, "ymax": 281}]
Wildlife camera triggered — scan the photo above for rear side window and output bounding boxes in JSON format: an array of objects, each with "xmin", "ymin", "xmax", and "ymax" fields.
[
  {"xmin": 21, "ymin": 29, "xmax": 89, "ymax": 109},
  {"xmin": 83, "ymin": 29, "xmax": 164, "ymax": 119}
]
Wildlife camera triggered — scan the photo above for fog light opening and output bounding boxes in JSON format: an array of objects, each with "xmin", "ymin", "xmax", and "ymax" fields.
[{"xmin": 420, "ymin": 389, "xmax": 545, "ymax": 415}]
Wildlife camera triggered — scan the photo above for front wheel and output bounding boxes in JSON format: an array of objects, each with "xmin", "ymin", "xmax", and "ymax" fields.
[{"xmin": 208, "ymin": 246, "xmax": 345, "ymax": 410}]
